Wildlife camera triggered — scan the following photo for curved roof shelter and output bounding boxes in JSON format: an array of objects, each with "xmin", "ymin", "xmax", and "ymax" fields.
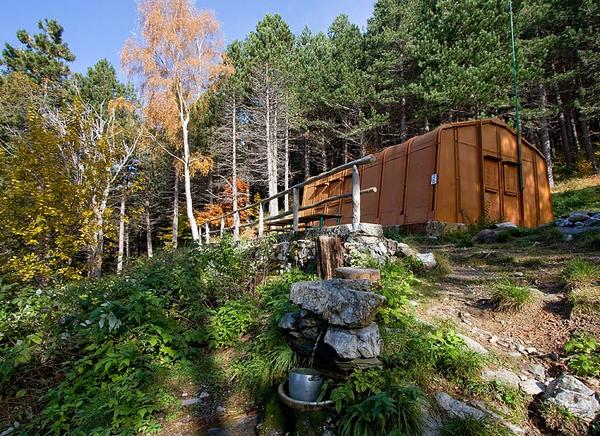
[{"xmin": 302, "ymin": 118, "xmax": 553, "ymax": 229}]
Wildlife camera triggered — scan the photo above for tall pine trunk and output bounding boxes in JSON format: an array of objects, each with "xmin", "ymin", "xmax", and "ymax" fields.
[
  {"xmin": 232, "ymin": 95, "xmax": 240, "ymax": 240},
  {"xmin": 538, "ymin": 85, "xmax": 554, "ymax": 187},
  {"xmin": 320, "ymin": 133, "xmax": 327, "ymax": 172},
  {"xmin": 555, "ymin": 90, "xmax": 574, "ymax": 171},
  {"xmin": 117, "ymin": 192, "xmax": 126, "ymax": 274},
  {"xmin": 304, "ymin": 133, "xmax": 310, "ymax": 179},
  {"xmin": 578, "ymin": 114, "xmax": 598, "ymax": 173}
]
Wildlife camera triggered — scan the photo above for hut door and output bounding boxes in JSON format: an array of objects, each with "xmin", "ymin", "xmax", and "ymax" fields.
[
  {"xmin": 483, "ymin": 157, "xmax": 502, "ymax": 222},
  {"xmin": 501, "ymin": 162, "xmax": 520, "ymax": 225}
]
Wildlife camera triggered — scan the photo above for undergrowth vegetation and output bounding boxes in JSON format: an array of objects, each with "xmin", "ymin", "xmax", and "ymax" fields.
[
  {"xmin": 0, "ymin": 237, "xmax": 304, "ymax": 433},
  {"xmin": 564, "ymin": 333, "xmax": 600, "ymax": 377},
  {"xmin": 440, "ymin": 416, "xmax": 510, "ymax": 436}
]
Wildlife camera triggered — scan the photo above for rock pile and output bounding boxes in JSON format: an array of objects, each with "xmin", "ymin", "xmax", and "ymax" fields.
[
  {"xmin": 555, "ymin": 211, "xmax": 600, "ymax": 235},
  {"xmin": 279, "ymin": 278, "xmax": 385, "ymax": 368}
]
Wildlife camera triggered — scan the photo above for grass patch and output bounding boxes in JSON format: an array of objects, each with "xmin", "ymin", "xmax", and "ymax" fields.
[
  {"xmin": 562, "ymin": 259, "xmax": 600, "ymax": 314},
  {"xmin": 490, "ymin": 280, "xmax": 534, "ymax": 311},
  {"xmin": 562, "ymin": 259, "xmax": 599, "ymax": 289},
  {"xmin": 539, "ymin": 402, "xmax": 590, "ymax": 436},
  {"xmin": 441, "ymin": 416, "xmax": 510, "ymax": 436},
  {"xmin": 552, "ymin": 174, "xmax": 600, "ymax": 217}
]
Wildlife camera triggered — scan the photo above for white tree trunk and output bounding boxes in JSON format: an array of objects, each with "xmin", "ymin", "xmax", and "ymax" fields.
[
  {"xmin": 538, "ymin": 85, "xmax": 554, "ymax": 187},
  {"xmin": 88, "ymin": 187, "xmax": 110, "ymax": 278},
  {"xmin": 145, "ymin": 197, "xmax": 153, "ymax": 258},
  {"xmin": 117, "ymin": 192, "xmax": 126, "ymax": 274},
  {"xmin": 182, "ymin": 116, "xmax": 200, "ymax": 241},
  {"xmin": 284, "ymin": 112, "xmax": 290, "ymax": 211},
  {"xmin": 172, "ymin": 165, "xmax": 179, "ymax": 249},
  {"xmin": 232, "ymin": 95, "xmax": 240, "ymax": 241},
  {"xmin": 266, "ymin": 77, "xmax": 278, "ymax": 216}
]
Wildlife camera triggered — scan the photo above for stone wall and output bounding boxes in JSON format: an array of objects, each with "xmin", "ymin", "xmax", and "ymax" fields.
[{"xmin": 270, "ymin": 223, "xmax": 436, "ymax": 272}]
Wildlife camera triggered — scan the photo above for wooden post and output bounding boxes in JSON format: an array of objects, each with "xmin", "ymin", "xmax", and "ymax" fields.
[
  {"xmin": 316, "ymin": 236, "xmax": 345, "ymax": 279},
  {"xmin": 292, "ymin": 187, "xmax": 299, "ymax": 232},
  {"xmin": 220, "ymin": 218, "xmax": 224, "ymax": 238},
  {"xmin": 352, "ymin": 164, "xmax": 360, "ymax": 231},
  {"xmin": 233, "ymin": 210, "xmax": 240, "ymax": 242},
  {"xmin": 258, "ymin": 202, "xmax": 264, "ymax": 238},
  {"xmin": 205, "ymin": 222, "xmax": 210, "ymax": 244}
]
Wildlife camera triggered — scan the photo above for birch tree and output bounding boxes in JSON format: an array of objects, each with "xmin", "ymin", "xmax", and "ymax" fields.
[{"xmin": 121, "ymin": 0, "xmax": 228, "ymax": 242}]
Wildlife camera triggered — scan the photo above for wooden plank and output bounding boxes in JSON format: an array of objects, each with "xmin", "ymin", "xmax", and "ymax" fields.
[{"xmin": 335, "ymin": 267, "xmax": 380, "ymax": 282}]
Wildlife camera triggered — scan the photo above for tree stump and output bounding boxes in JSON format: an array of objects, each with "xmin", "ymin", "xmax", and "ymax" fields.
[
  {"xmin": 316, "ymin": 235, "xmax": 344, "ymax": 279},
  {"xmin": 335, "ymin": 267, "xmax": 381, "ymax": 283}
]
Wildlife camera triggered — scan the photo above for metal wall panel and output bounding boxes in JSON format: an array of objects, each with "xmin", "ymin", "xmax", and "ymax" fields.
[{"xmin": 300, "ymin": 119, "xmax": 554, "ymax": 229}]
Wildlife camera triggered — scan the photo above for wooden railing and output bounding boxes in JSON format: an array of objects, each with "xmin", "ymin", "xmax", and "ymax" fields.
[{"xmin": 198, "ymin": 154, "xmax": 377, "ymax": 243}]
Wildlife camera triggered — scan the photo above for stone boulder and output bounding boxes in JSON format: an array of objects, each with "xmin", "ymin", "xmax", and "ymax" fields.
[
  {"xmin": 568, "ymin": 211, "xmax": 592, "ymax": 222},
  {"xmin": 289, "ymin": 279, "xmax": 385, "ymax": 328},
  {"xmin": 324, "ymin": 323, "xmax": 381, "ymax": 359},
  {"xmin": 544, "ymin": 375, "xmax": 600, "ymax": 422},
  {"xmin": 434, "ymin": 392, "xmax": 486, "ymax": 420},
  {"xmin": 481, "ymin": 368, "xmax": 521, "ymax": 388},
  {"xmin": 473, "ymin": 222, "xmax": 519, "ymax": 244}
]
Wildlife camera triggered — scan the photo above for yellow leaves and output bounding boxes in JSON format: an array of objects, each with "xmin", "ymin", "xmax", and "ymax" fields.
[
  {"xmin": 122, "ymin": 0, "xmax": 227, "ymax": 137},
  {"xmin": 188, "ymin": 152, "xmax": 213, "ymax": 177}
]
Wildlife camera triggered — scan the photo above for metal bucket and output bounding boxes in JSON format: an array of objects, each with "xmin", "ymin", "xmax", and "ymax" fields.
[{"xmin": 288, "ymin": 368, "xmax": 323, "ymax": 402}]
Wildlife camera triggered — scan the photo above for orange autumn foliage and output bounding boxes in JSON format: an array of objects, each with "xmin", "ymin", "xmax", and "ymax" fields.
[{"xmin": 196, "ymin": 179, "xmax": 254, "ymax": 227}]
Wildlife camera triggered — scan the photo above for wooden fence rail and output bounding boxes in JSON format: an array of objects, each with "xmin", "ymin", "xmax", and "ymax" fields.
[{"xmin": 198, "ymin": 154, "xmax": 376, "ymax": 243}]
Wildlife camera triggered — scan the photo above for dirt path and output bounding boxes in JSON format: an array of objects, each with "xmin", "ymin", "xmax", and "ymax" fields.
[{"xmin": 415, "ymin": 242, "xmax": 600, "ymax": 377}]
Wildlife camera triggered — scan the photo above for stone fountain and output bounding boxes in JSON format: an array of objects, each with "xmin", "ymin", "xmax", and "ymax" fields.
[{"xmin": 279, "ymin": 272, "xmax": 385, "ymax": 371}]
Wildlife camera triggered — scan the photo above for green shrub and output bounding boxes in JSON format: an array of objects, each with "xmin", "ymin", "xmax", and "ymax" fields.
[
  {"xmin": 230, "ymin": 270, "xmax": 310, "ymax": 399},
  {"xmin": 330, "ymin": 368, "xmax": 425, "ymax": 436},
  {"xmin": 201, "ymin": 299, "xmax": 260, "ymax": 349},
  {"xmin": 564, "ymin": 333, "xmax": 600, "ymax": 377},
  {"xmin": 441, "ymin": 416, "xmax": 510, "ymax": 436},
  {"xmin": 375, "ymin": 260, "xmax": 419, "ymax": 325},
  {"xmin": 490, "ymin": 280, "xmax": 533, "ymax": 311}
]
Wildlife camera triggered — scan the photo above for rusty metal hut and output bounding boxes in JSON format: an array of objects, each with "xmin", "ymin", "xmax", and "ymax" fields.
[{"xmin": 301, "ymin": 118, "xmax": 553, "ymax": 229}]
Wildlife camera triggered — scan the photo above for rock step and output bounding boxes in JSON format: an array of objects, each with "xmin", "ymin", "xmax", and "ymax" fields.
[{"xmin": 335, "ymin": 267, "xmax": 381, "ymax": 282}]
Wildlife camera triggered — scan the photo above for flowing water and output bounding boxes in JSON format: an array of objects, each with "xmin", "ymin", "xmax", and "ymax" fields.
[{"xmin": 308, "ymin": 331, "xmax": 323, "ymax": 369}]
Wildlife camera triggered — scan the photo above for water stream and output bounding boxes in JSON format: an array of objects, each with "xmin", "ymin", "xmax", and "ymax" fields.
[{"xmin": 308, "ymin": 331, "xmax": 323, "ymax": 369}]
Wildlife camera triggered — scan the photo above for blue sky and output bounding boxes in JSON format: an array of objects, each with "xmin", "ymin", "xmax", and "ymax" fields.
[{"xmin": 0, "ymin": 0, "xmax": 375, "ymax": 80}]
